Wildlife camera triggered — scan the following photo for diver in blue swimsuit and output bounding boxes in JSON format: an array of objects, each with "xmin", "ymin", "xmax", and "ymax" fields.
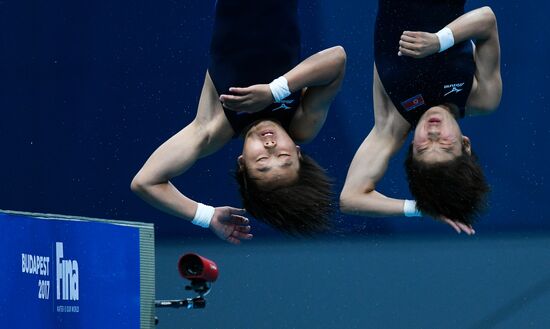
[
  {"xmin": 341, "ymin": 0, "xmax": 502, "ymax": 234},
  {"xmin": 131, "ymin": 0, "xmax": 346, "ymax": 242}
]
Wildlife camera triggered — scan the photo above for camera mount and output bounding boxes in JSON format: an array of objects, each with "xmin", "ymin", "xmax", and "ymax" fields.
[{"xmin": 154, "ymin": 253, "xmax": 218, "ymax": 325}]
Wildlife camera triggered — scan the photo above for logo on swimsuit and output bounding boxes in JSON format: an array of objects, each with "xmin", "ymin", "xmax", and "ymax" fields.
[
  {"xmin": 444, "ymin": 82, "xmax": 464, "ymax": 96},
  {"xmin": 272, "ymin": 99, "xmax": 295, "ymax": 112},
  {"xmin": 235, "ymin": 99, "xmax": 294, "ymax": 115}
]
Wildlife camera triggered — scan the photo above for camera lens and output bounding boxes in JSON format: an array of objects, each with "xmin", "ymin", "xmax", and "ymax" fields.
[{"xmin": 180, "ymin": 254, "xmax": 203, "ymax": 277}]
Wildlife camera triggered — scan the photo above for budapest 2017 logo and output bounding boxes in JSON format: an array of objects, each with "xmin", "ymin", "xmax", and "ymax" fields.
[{"xmin": 21, "ymin": 242, "xmax": 80, "ymax": 312}]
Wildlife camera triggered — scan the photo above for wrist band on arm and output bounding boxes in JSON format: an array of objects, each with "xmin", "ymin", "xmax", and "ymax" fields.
[
  {"xmin": 403, "ymin": 199, "xmax": 423, "ymax": 217},
  {"xmin": 269, "ymin": 76, "xmax": 291, "ymax": 102},
  {"xmin": 436, "ymin": 27, "xmax": 454, "ymax": 52},
  {"xmin": 192, "ymin": 203, "xmax": 215, "ymax": 228}
]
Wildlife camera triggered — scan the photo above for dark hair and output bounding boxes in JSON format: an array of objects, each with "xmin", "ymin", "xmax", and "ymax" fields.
[
  {"xmin": 404, "ymin": 144, "xmax": 490, "ymax": 225},
  {"xmin": 235, "ymin": 154, "xmax": 334, "ymax": 236}
]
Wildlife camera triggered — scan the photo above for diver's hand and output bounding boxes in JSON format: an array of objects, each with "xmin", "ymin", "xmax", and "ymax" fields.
[
  {"xmin": 398, "ymin": 31, "xmax": 440, "ymax": 58},
  {"xmin": 209, "ymin": 206, "xmax": 253, "ymax": 245},
  {"xmin": 437, "ymin": 216, "xmax": 476, "ymax": 235},
  {"xmin": 219, "ymin": 84, "xmax": 273, "ymax": 113}
]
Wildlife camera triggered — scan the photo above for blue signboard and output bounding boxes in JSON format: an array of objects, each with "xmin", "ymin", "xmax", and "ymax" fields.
[{"xmin": 0, "ymin": 212, "xmax": 141, "ymax": 329}]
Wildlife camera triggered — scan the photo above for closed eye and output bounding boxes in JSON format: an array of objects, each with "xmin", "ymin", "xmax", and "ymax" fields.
[{"xmin": 417, "ymin": 147, "xmax": 428, "ymax": 154}]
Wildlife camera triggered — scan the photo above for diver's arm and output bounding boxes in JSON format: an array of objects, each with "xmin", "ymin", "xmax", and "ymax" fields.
[
  {"xmin": 131, "ymin": 119, "xmax": 222, "ymax": 220},
  {"xmin": 398, "ymin": 6, "xmax": 499, "ymax": 59},
  {"xmin": 464, "ymin": 8, "xmax": 502, "ymax": 115},
  {"xmin": 339, "ymin": 65, "xmax": 411, "ymax": 217},
  {"xmin": 131, "ymin": 73, "xmax": 252, "ymax": 244},
  {"xmin": 340, "ymin": 65, "xmax": 408, "ymax": 216},
  {"xmin": 218, "ymin": 46, "xmax": 346, "ymax": 117},
  {"xmin": 445, "ymin": 6, "xmax": 499, "ymax": 47},
  {"xmin": 288, "ymin": 46, "xmax": 346, "ymax": 142},
  {"xmin": 339, "ymin": 126, "xmax": 408, "ymax": 217},
  {"xmin": 131, "ymin": 118, "xmax": 252, "ymax": 244},
  {"xmin": 283, "ymin": 45, "xmax": 347, "ymax": 100}
]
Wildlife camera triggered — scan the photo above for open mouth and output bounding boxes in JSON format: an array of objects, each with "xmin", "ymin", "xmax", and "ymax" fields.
[
  {"xmin": 260, "ymin": 130, "xmax": 274, "ymax": 137},
  {"xmin": 428, "ymin": 117, "xmax": 441, "ymax": 123}
]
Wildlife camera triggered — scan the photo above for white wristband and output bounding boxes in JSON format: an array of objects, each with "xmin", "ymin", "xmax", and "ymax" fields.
[
  {"xmin": 403, "ymin": 200, "xmax": 423, "ymax": 217},
  {"xmin": 192, "ymin": 203, "xmax": 215, "ymax": 228},
  {"xmin": 269, "ymin": 76, "xmax": 291, "ymax": 102},
  {"xmin": 436, "ymin": 27, "xmax": 454, "ymax": 53}
]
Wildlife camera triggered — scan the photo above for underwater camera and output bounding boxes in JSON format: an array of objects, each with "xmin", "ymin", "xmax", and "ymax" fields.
[{"xmin": 155, "ymin": 253, "xmax": 219, "ymax": 324}]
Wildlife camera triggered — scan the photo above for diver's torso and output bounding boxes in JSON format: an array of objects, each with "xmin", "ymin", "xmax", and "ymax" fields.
[
  {"xmin": 375, "ymin": 0, "xmax": 475, "ymax": 128},
  {"xmin": 209, "ymin": 0, "xmax": 302, "ymax": 136}
]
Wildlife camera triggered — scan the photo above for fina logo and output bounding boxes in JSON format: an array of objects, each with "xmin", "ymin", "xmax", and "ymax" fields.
[{"xmin": 56, "ymin": 242, "xmax": 79, "ymax": 301}]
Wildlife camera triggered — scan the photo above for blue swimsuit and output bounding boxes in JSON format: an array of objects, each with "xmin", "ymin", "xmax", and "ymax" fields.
[
  {"xmin": 209, "ymin": 0, "xmax": 302, "ymax": 136},
  {"xmin": 374, "ymin": 0, "xmax": 475, "ymax": 128}
]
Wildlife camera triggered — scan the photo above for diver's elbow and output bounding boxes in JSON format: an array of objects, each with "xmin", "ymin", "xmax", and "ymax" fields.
[
  {"xmin": 339, "ymin": 191, "xmax": 355, "ymax": 215},
  {"xmin": 130, "ymin": 172, "xmax": 150, "ymax": 196}
]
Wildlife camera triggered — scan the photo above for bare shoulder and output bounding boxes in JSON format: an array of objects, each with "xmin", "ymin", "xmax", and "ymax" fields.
[
  {"xmin": 193, "ymin": 71, "xmax": 234, "ymax": 149},
  {"xmin": 373, "ymin": 64, "xmax": 410, "ymax": 142}
]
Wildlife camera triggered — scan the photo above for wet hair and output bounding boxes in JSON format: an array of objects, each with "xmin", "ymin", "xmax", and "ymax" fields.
[
  {"xmin": 404, "ymin": 144, "xmax": 490, "ymax": 225},
  {"xmin": 235, "ymin": 154, "xmax": 334, "ymax": 236}
]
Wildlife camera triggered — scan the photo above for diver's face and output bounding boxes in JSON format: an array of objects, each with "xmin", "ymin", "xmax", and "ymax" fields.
[
  {"xmin": 412, "ymin": 106, "xmax": 471, "ymax": 163},
  {"xmin": 239, "ymin": 120, "xmax": 301, "ymax": 189}
]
